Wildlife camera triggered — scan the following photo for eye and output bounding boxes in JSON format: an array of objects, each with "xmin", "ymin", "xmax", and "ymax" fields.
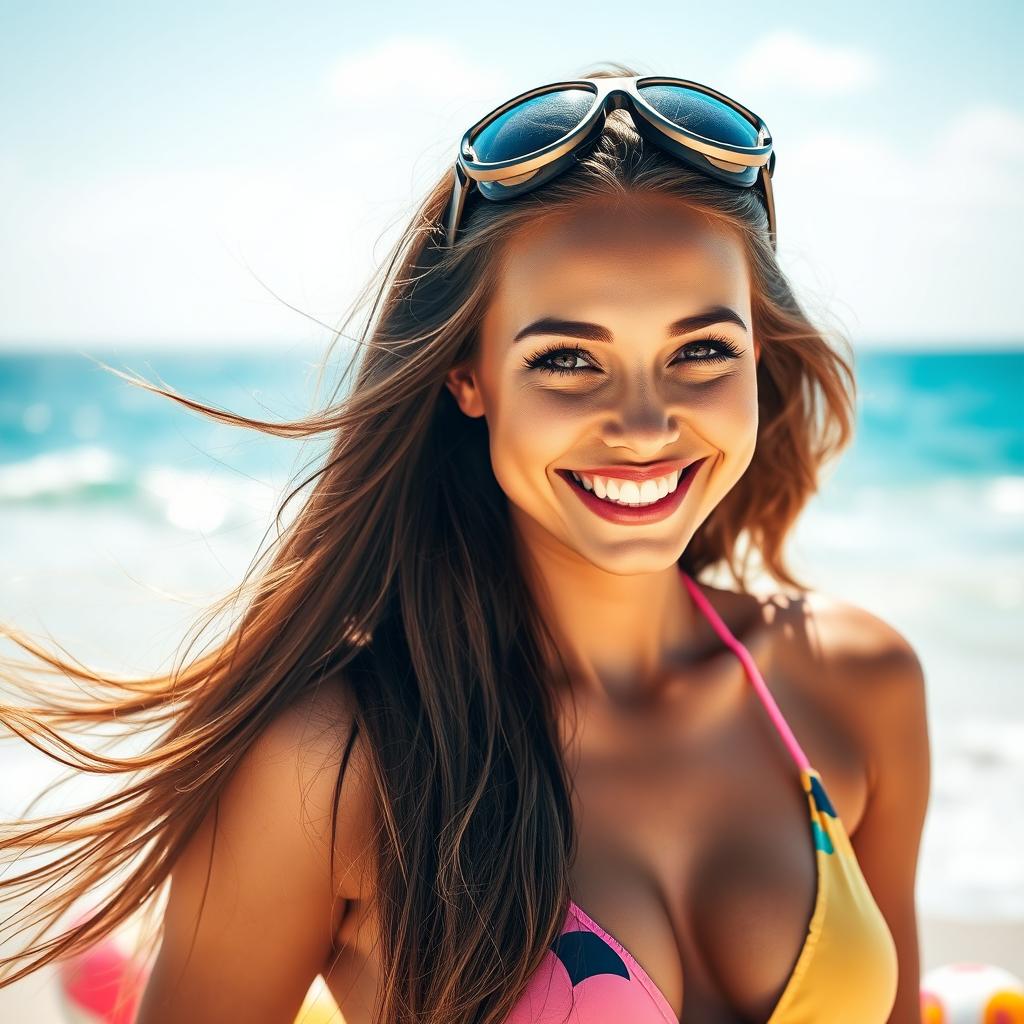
[
  {"xmin": 523, "ymin": 343, "xmax": 594, "ymax": 376},
  {"xmin": 674, "ymin": 331, "xmax": 743, "ymax": 365},
  {"xmin": 523, "ymin": 331, "xmax": 743, "ymax": 377}
]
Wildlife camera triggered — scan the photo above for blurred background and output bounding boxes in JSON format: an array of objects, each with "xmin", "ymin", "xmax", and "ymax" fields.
[{"xmin": 1, "ymin": 0, "xmax": 1022, "ymax": 1018}]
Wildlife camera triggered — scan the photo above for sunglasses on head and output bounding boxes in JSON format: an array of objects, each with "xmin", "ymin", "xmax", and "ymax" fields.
[{"xmin": 443, "ymin": 74, "xmax": 777, "ymax": 252}]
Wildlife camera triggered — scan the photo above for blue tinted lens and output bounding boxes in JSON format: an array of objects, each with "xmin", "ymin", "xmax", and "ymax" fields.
[
  {"xmin": 637, "ymin": 84, "xmax": 759, "ymax": 147},
  {"xmin": 469, "ymin": 88, "xmax": 596, "ymax": 163}
]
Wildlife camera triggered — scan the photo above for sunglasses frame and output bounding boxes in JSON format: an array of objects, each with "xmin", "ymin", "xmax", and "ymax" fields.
[{"xmin": 443, "ymin": 74, "xmax": 776, "ymax": 251}]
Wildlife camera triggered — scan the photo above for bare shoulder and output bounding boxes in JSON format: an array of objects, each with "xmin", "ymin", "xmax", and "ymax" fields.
[
  {"xmin": 797, "ymin": 587, "xmax": 926, "ymax": 691},
  {"xmin": 793, "ymin": 587, "xmax": 929, "ymax": 782},
  {"xmin": 242, "ymin": 678, "xmax": 377, "ymax": 903},
  {"xmin": 136, "ymin": 677, "xmax": 376, "ymax": 1024}
]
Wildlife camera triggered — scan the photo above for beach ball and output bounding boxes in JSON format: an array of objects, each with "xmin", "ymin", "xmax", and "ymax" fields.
[
  {"xmin": 920, "ymin": 962, "xmax": 1024, "ymax": 1023},
  {"xmin": 57, "ymin": 911, "xmax": 341, "ymax": 1023},
  {"xmin": 56, "ymin": 914, "xmax": 148, "ymax": 1024}
]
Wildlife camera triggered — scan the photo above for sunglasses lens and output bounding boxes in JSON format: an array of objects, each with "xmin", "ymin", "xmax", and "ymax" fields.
[
  {"xmin": 637, "ymin": 83, "xmax": 761, "ymax": 148},
  {"xmin": 469, "ymin": 87, "xmax": 596, "ymax": 163}
]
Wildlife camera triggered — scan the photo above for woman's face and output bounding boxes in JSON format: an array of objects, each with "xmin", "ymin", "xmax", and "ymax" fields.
[{"xmin": 445, "ymin": 194, "xmax": 761, "ymax": 575}]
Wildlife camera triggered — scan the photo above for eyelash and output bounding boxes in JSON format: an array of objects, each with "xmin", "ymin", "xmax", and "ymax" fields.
[{"xmin": 523, "ymin": 332, "xmax": 743, "ymax": 377}]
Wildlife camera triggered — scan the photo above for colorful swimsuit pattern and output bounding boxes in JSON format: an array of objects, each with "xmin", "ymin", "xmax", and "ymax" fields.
[{"xmin": 505, "ymin": 566, "xmax": 899, "ymax": 1023}]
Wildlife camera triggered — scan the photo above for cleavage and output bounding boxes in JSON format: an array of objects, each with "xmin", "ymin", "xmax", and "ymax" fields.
[{"xmin": 566, "ymin": 693, "xmax": 816, "ymax": 1021}]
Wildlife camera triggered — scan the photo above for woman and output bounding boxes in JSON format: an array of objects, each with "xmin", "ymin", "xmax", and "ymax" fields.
[{"xmin": 0, "ymin": 61, "xmax": 930, "ymax": 1023}]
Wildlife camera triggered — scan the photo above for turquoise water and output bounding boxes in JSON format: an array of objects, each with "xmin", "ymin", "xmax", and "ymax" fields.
[
  {"xmin": 0, "ymin": 345, "xmax": 1022, "ymax": 917},
  {"xmin": 0, "ymin": 349, "xmax": 325, "ymax": 496},
  {"xmin": 1, "ymin": 346, "xmax": 1020, "ymax": 493}
]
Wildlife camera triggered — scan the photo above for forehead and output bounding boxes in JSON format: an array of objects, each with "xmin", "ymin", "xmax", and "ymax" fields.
[{"xmin": 490, "ymin": 195, "xmax": 749, "ymax": 324}]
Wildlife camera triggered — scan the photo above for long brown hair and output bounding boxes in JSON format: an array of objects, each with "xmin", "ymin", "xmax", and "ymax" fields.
[{"xmin": 0, "ymin": 59, "xmax": 857, "ymax": 1023}]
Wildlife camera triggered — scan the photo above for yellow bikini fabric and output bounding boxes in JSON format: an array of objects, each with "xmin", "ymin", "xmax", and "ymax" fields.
[
  {"xmin": 765, "ymin": 766, "xmax": 899, "ymax": 1023},
  {"xmin": 505, "ymin": 568, "xmax": 900, "ymax": 1023}
]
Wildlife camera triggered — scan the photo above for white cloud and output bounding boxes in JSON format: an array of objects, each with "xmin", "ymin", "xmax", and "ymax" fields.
[
  {"xmin": 326, "ymin": 35, "xmax": 506, "ymax": 112},
  {"xmin": 0, "ymin": 37, "xmax": 513, "ymax": 347},
  {"xmin": 933, "ymin": 105, "xmax": 1024, "ymax": 206},
  {"xmin": 2, "ymin": 31, "xmax": 1021, "ymax": 348},
  {"xmin": 783, "ymin": 103, "xmax": 1024, "ymax": 209},
  {"xmin": 775, "ymin": 105, "xmax": 1024, "ymax": 341},
  {"xmin": 730, "ymin": 29, "xmax": 881, "ymax": 96}
]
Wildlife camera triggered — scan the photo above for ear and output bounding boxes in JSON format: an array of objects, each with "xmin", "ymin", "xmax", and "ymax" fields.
[
  {"xmin": 753, "ymin": 337, "xmax": 761, "ymax": 365},
  {"xmin": 444, "ymin": 362, "xmax": 486, "ymax": 419}
]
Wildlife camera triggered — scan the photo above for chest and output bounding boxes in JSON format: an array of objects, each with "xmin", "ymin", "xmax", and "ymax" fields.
[
  {"xmin": 325, "ymin": 655, "xmax": 869, "ymax": 1024},
  {"xmin": 560, "ymin": 660, "xmax": 867, "ymax": 1022}
]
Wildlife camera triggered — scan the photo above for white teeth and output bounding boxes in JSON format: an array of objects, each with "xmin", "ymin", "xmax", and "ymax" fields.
[
  {"xmin": 568, "ymin": 466, "xmax": 690, "ymax": 508},
  {"xmin": 619, "ymin": 480, "xmax": 641, "ymax": 503}
]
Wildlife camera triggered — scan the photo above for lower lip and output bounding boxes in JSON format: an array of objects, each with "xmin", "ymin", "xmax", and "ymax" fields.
[{"xmin": 557, "ymin": 458, "xmax": 707, "ymax": 525}]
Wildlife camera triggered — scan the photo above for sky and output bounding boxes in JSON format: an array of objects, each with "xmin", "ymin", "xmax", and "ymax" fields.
[{"xmin": 0, "ymin": 0, "xmax": 1021, "ymax": 349}]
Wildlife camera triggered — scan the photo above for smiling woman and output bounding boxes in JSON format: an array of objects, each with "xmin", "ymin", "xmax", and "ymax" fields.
[
  {"xmin": 0, "ymin": 59, "xmax": 928, "ymax": 1024},
  {"xmin": 447, "ymin": 194, "xmax": 763, "ymax": 575}
]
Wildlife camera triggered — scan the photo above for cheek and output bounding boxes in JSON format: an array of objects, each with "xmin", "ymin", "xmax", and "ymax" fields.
[
  {"xmin": 485, "ymin": 385, "xmax": 586, "ymax": 497},
  {"xmin": 700, "ymin": 376, "xmax": 757, "ymax": 434},
  {"xmin": 691, "ymin": 374, "xmax": 760, "ymax": 476}
]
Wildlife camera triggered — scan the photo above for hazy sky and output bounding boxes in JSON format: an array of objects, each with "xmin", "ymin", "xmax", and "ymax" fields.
[{"xmin": 1, "ymin": 1, "xmax": 1021, "ymax": 349}]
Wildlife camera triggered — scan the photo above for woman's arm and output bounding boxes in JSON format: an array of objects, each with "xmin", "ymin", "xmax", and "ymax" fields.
[
  {"xmin": 818, "ymin": 599, "xmax": 932, "ymax": 1024},
  {"xmin": 135, "ymin": 684, "xmax": 366, "ymax": 1024}
]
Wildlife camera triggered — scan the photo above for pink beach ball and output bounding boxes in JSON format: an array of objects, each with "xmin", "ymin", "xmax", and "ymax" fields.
[
  {"xmin": 56, "ymin": 918, "xmax": 148, "ymax": 1024},
  {"xmin": 56, "ymin": 912, "xmax": 339, "ymax": 1024}
]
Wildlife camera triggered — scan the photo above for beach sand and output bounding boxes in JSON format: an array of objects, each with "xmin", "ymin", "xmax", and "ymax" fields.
[
  {"xmin": 1, "ymin": 914, "xmax": 1022, "ymax": 1022},
  {"xmin": 920, "ymin": 914, "xmax": 1024, "ymax": 978}
]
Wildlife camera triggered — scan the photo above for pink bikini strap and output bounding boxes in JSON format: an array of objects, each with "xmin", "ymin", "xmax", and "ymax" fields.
[{"xmin": 679, "ymin": 567, "xmax": 811, "ymax": 773}]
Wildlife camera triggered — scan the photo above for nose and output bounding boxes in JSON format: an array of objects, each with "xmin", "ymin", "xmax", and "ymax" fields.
[{"xmin": 600, "ymin": 387, "xmax": 681, "ymax": 457}]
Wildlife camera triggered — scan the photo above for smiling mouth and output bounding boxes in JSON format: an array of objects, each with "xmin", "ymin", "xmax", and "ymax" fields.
[{"xmin": 554, "ymin": 457, "xmax": 707, "ymax": 520}]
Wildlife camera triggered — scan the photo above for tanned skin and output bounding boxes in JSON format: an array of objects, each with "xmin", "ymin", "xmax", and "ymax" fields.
[{"xmin": 137, "ymin": 195, "xmax": 929, "ymax": 1024}]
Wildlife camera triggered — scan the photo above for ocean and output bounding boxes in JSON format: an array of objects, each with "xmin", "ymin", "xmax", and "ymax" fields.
[{"xmin": 1, "ymin": 346, "xmax": 1022, "ymax": 920}]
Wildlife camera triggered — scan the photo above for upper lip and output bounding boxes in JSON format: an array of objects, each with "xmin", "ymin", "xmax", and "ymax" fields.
[{"xmin": 559, "ymin": 457, "xmax": 704, "ymax": 483}]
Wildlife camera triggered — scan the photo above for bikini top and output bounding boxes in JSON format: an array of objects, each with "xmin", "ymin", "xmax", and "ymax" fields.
[{"xmin": 505, "ymin": 566, "xmax": 899, "ymax": 1024}]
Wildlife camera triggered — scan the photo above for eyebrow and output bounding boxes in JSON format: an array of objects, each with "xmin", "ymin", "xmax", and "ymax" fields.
[{"xmin": 512, "ymin": 305, "xmax": 748, "ymax": 344}]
